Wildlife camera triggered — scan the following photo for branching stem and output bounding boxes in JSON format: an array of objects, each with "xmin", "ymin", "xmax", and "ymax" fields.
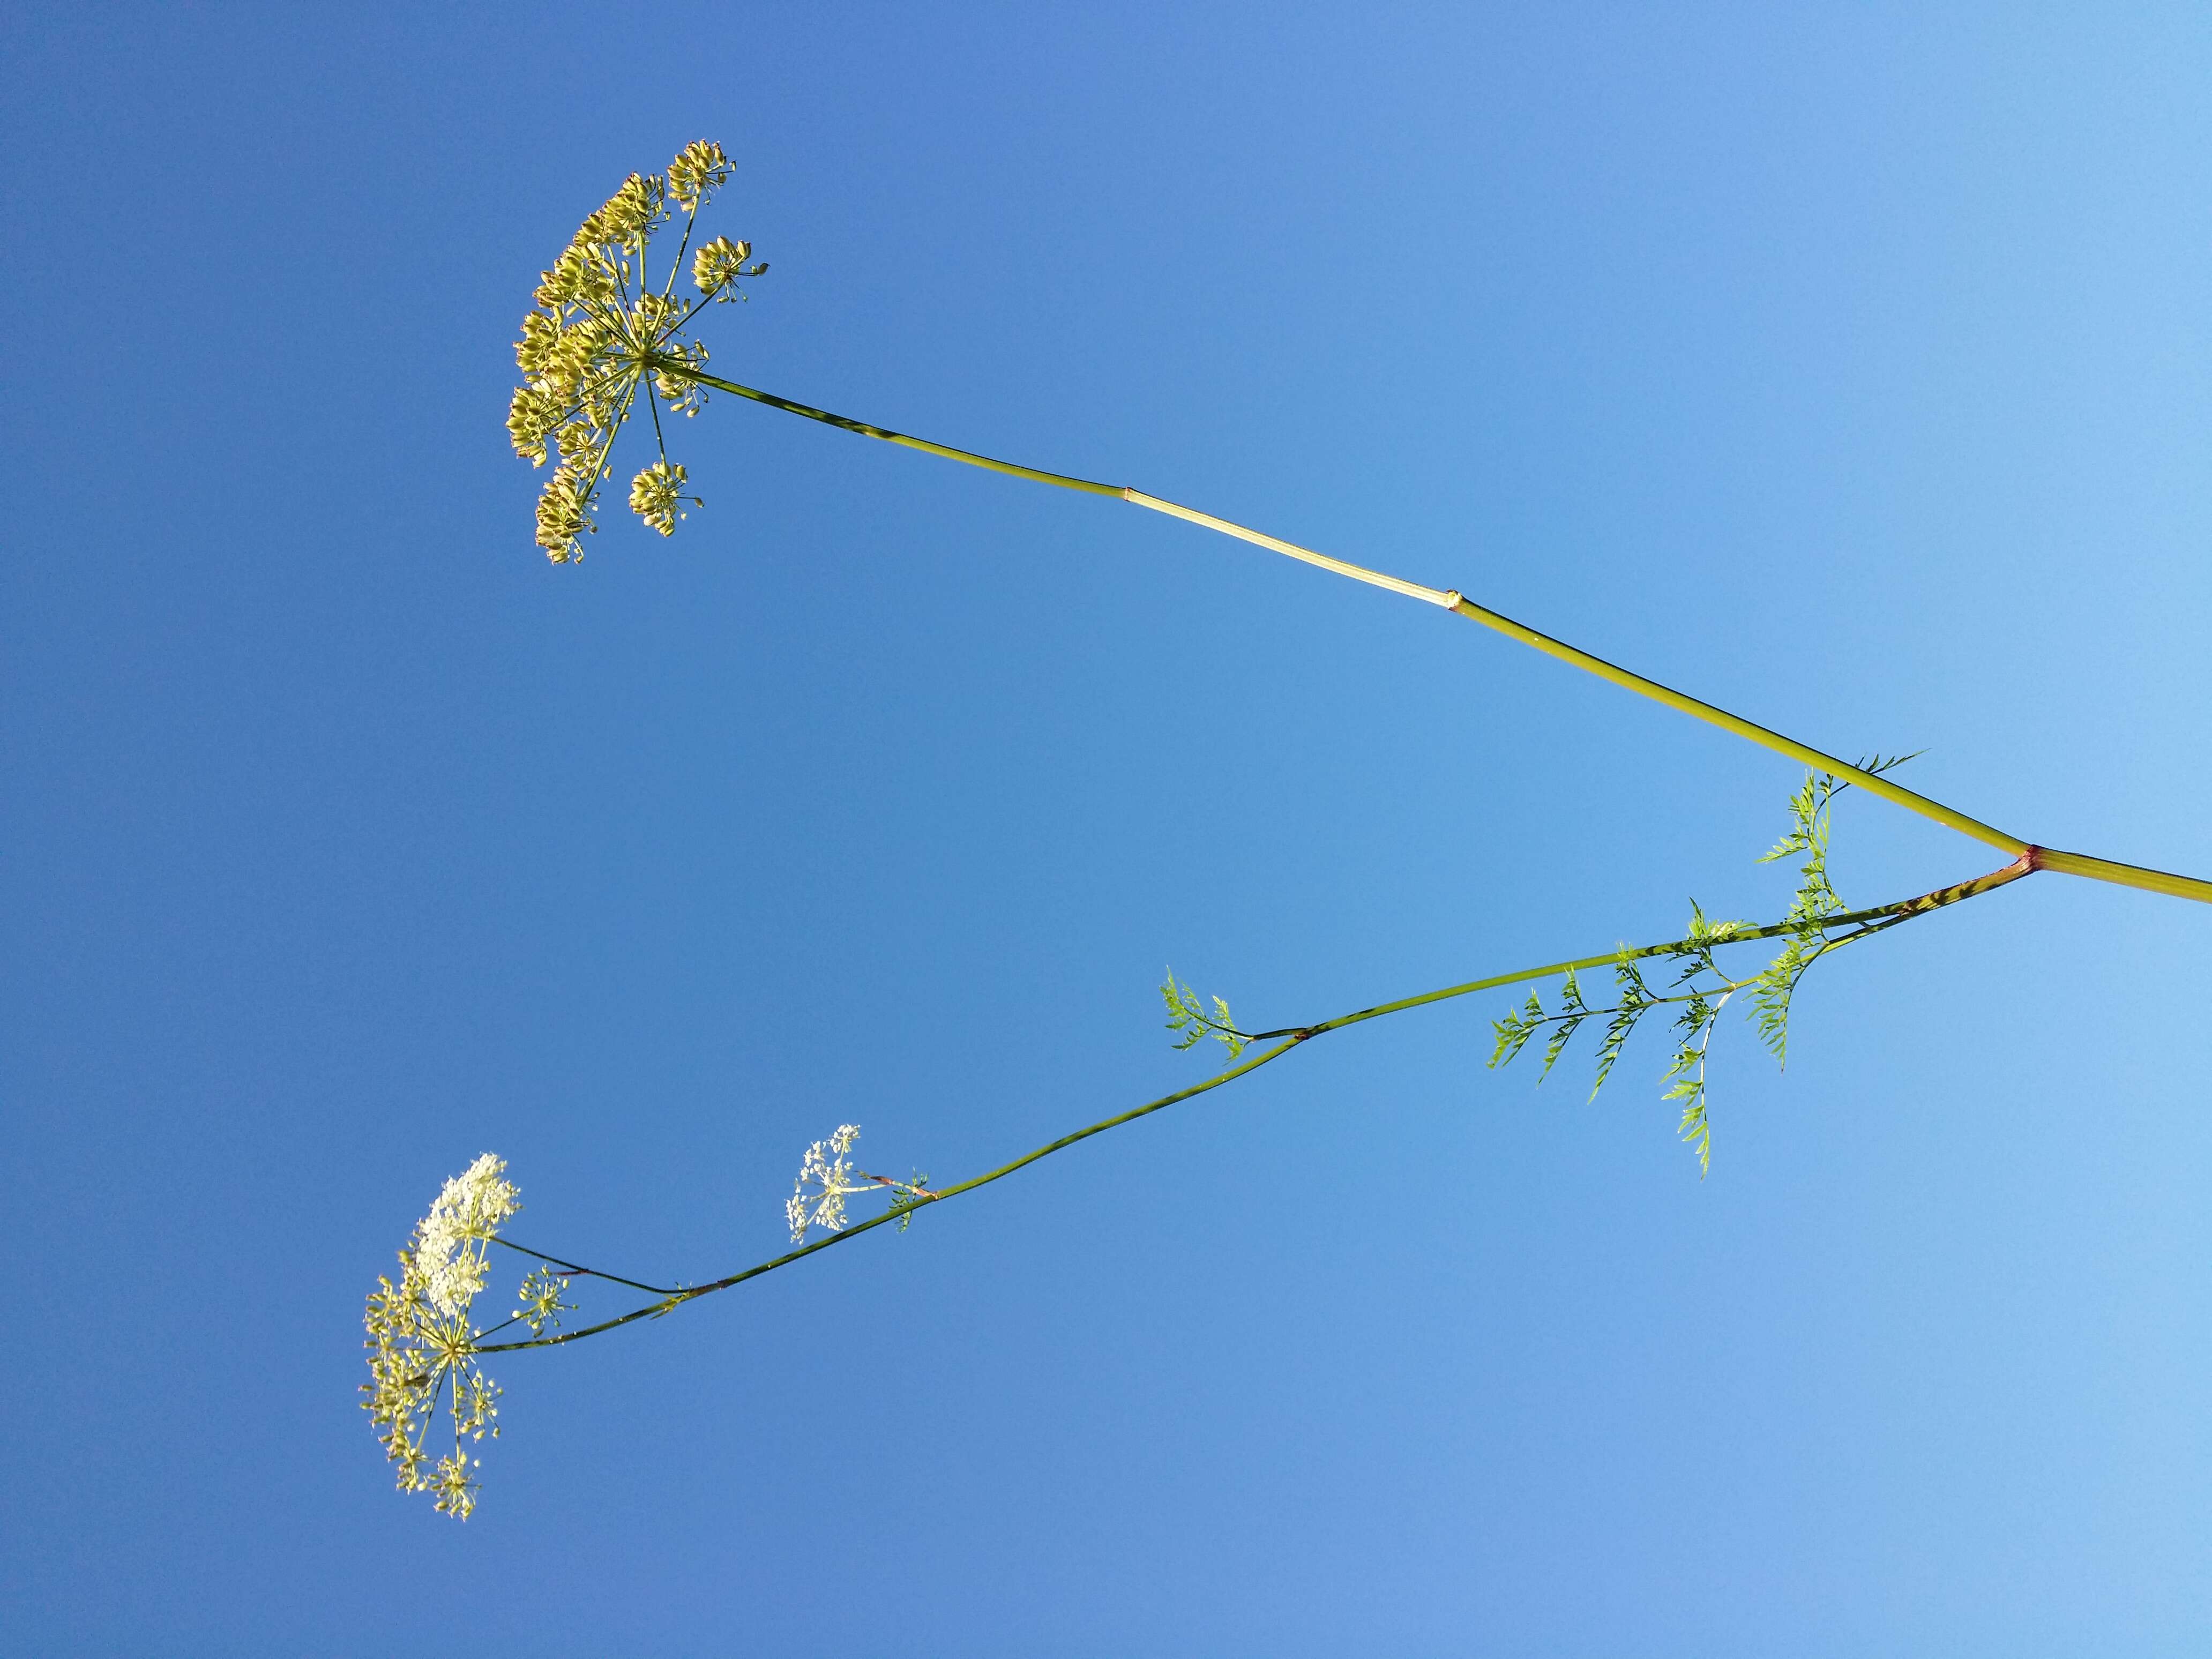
[
  {"xmin": 474, "ymin": 850, "xmax": 2035, "ymax": 1357},
  {"xmin": 644, "ymin": 358, "xmax": 2209, "ymax": 907}
]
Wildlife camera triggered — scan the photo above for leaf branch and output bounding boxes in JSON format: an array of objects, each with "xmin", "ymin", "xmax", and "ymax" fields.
[{"xmin": 474, "ymin": 849, "xmax": 2035, "ymax": 1357}]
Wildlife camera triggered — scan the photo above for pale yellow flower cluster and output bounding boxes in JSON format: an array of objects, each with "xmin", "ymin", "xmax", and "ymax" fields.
[
  {"xmin": 361, "ymin": 1154, "xmax": 520, "ymax": 1521},
  {"xmin": 629, "ymin": 459, "xmax": 691, "ymax": 536},
  {"xmin": 513, "ymin": 1263, "xmax": 576, "ymax": 1337},
  {"xmin": 691, "ymin": 235, "xmax": 756, "ymax": 301},
  {"xmin": 667, "ymin": 137, "xmax": 734, "ymax": 211},
  {"xmin": 786, "ymin": 1124, "xmax": 865, "ymax": 1243},
  {"xmin": 507, "ymin": 140, "xmax": 767, "ymax": 562}
]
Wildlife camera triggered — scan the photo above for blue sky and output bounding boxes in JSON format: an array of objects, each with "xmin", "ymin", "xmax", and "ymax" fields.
[{"xmin": 6, "ymin": 3, "xmax": 2211, "ymax": 1651}]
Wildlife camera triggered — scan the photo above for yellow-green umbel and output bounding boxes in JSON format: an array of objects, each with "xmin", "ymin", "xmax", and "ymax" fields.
[{"xmin": 507, "ymin": 140, "xmax": 767, "ymax": 562}]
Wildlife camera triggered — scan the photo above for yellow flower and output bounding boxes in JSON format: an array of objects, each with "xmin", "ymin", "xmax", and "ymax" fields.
[
  {"xmin": 629, "ymin": 460, "xmax": 693, "ymax": 536},
  {"xmin": 507, "ymin": 141, "xmax": 764, "ymax": 562},
  {"xmin": 535, "ymin": 464, "xmax": 594, "ymax": 562},
  {"xmin": 667, "ymin": 139, "xmax": 734, "ymax": 211},
  {"xmin": 692, "ymin": 235, "xmax": 765, "ymax": 301},
  {"xmin": 432, "ymin": 1451, "xmax": 482, "ymax": 1521},
  {"xmin": 513, "ymin": 1265, "xmax": 574, "ymax": 1337}
]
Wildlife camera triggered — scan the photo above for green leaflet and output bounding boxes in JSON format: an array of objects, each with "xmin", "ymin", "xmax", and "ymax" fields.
[
  {"xmin": 1487, "ymin": 758, "xmax": 1912, "ymax": 1171},
  {"xmin": 1489, "ymin": 990, "xmax": 1544, "ymax": 1069},
  {"xmin": 1663, "ymin": 989, "xmax": 1724, "ymax": 1177},
  {"xmin": 1161, "ymin": 967, "xmax": 1247, "ymax": 1064},
  {"xmin": 1588, "ymin": 956, "xmax": 1654, "ymax": 1102},
  {"xmin": 885, "ymin": 1172, "xmax": 933, "ymax": 1232},
  {"xmin": 1748, "ymin": 751, "xmax": 1912, "ymax": 1065},
  {"xmin": 1538, "ymin": 969, "xmax": 1590, "ymax": 1082}
]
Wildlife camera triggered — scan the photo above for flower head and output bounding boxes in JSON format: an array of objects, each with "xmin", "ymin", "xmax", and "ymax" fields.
[
  {"xmin": 513, "ymin": 1264, "xmax": 575, "ymax": 1337},
  {"xmin": 509, "ymin": 141, "xmax": 766, "ymax": 562},
  {"xmin": 413, "ymin": 1152, "xmax": 520, "ymax": 1317},
  {"xmin": 361, "ymin": 1154, "xmax": 520, "ymax": 1521},
  {"xmin": 786, "ymin": 1123, "xmax": 865, "ymax": 1243},
  {"xmin": 667, "ymin": 139, "xmax": 734, "ymax": 211},
  {"xmin": 629, "ymin": 459, "xmax": 694, "ymax": 536},
  {"xmin": 692, "ymin": 235, "xmax": 760, "ymax": 301}
]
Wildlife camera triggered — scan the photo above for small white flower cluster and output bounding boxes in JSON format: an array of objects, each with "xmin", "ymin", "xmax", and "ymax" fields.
[
  {"xmin": 786, "ymin": 1124, "xmax": 865, "ymax": 1243},
  {"xmin": 413, "ymin": 1152, "xmax": 521, "ymax": 1318}
]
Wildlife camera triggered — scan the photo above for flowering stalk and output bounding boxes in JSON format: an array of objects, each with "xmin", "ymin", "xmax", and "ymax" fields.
[
  {"xmin": 468, "ymin": 848, "xmax": 2033, "ymax": 1359},
  {"xmin": 442, "ymin": 143, "xmax": 2212, "ymax": 1524},
  {"xmin": 365, "ymin": 781, "xmax": 2033, "ymax": 1521},
  {"xmin": 649, "ymin": 357, "xmax": 2208, "ymax": 909},
  {"xmin": 503, "ymin": 148, "xmax": 2207, "ymax": 908}
]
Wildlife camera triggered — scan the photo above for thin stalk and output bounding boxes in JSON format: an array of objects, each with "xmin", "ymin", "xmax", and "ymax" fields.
[
  {"xmin": 649, "ymin": 362, "xmax": 2211, "ymax": 907},
  {"xmin": 1247, "ymin": 850, "xmax": 2034, "ymax": 1042},
  {"xmin": 475, "ymin": 851, "xmax": 2035, "ymax": 1357},
  {"xmin": 486, "ymin": 1234, "xmax": 680, "ymax": 1298},
  {"xmin": 670, "ymin": 367, "xmax": 1124, "ymax": 497},
  {"xmin": 1510, "ymin": 923, "xmax": 1879, "ymax": 1035}
]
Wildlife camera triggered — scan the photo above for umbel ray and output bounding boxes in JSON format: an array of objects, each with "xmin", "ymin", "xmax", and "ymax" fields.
[{"xmin": 363, "ymin": 140, "xmax": 2210, "ymax": 1519}]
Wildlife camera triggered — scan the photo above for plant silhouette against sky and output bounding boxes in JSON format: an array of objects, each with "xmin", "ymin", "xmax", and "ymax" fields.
[{"xmin": 367, "ymin": 140, "xmax": 2212, "ymax": 1519}]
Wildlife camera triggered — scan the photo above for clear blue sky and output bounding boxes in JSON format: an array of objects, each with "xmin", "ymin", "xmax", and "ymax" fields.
[{"xmin": 6, "ymin": 3, "xmax": 2211, "ymax": 1651}]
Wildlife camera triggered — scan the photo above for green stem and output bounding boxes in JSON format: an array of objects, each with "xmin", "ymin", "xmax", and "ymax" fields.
[
  {"xmin": 672, "ymin": 368, "xmax": 1124, "ymax": 497},
  {"xmin": 654, "ymin": 364, "xmax": 2211, "ymax": 907},
  {"xmin": 474, "ymin": 851, "xmax": 2034, "ymax": 1357},
  {"xmin": 1439, "ymin": 593, "xmax": 2020, "ymax": 851},
  {"xmin": 486, "ymin": 1234, "xmax": 678, "ymax": 1297},
  {"xmin": 2029, "ymin": 847, "xmax": 2212, "ymax": 903},
  {"xmin": 1254, "ymin": 852, "xmax": 2033, "ymax": 1041}
]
